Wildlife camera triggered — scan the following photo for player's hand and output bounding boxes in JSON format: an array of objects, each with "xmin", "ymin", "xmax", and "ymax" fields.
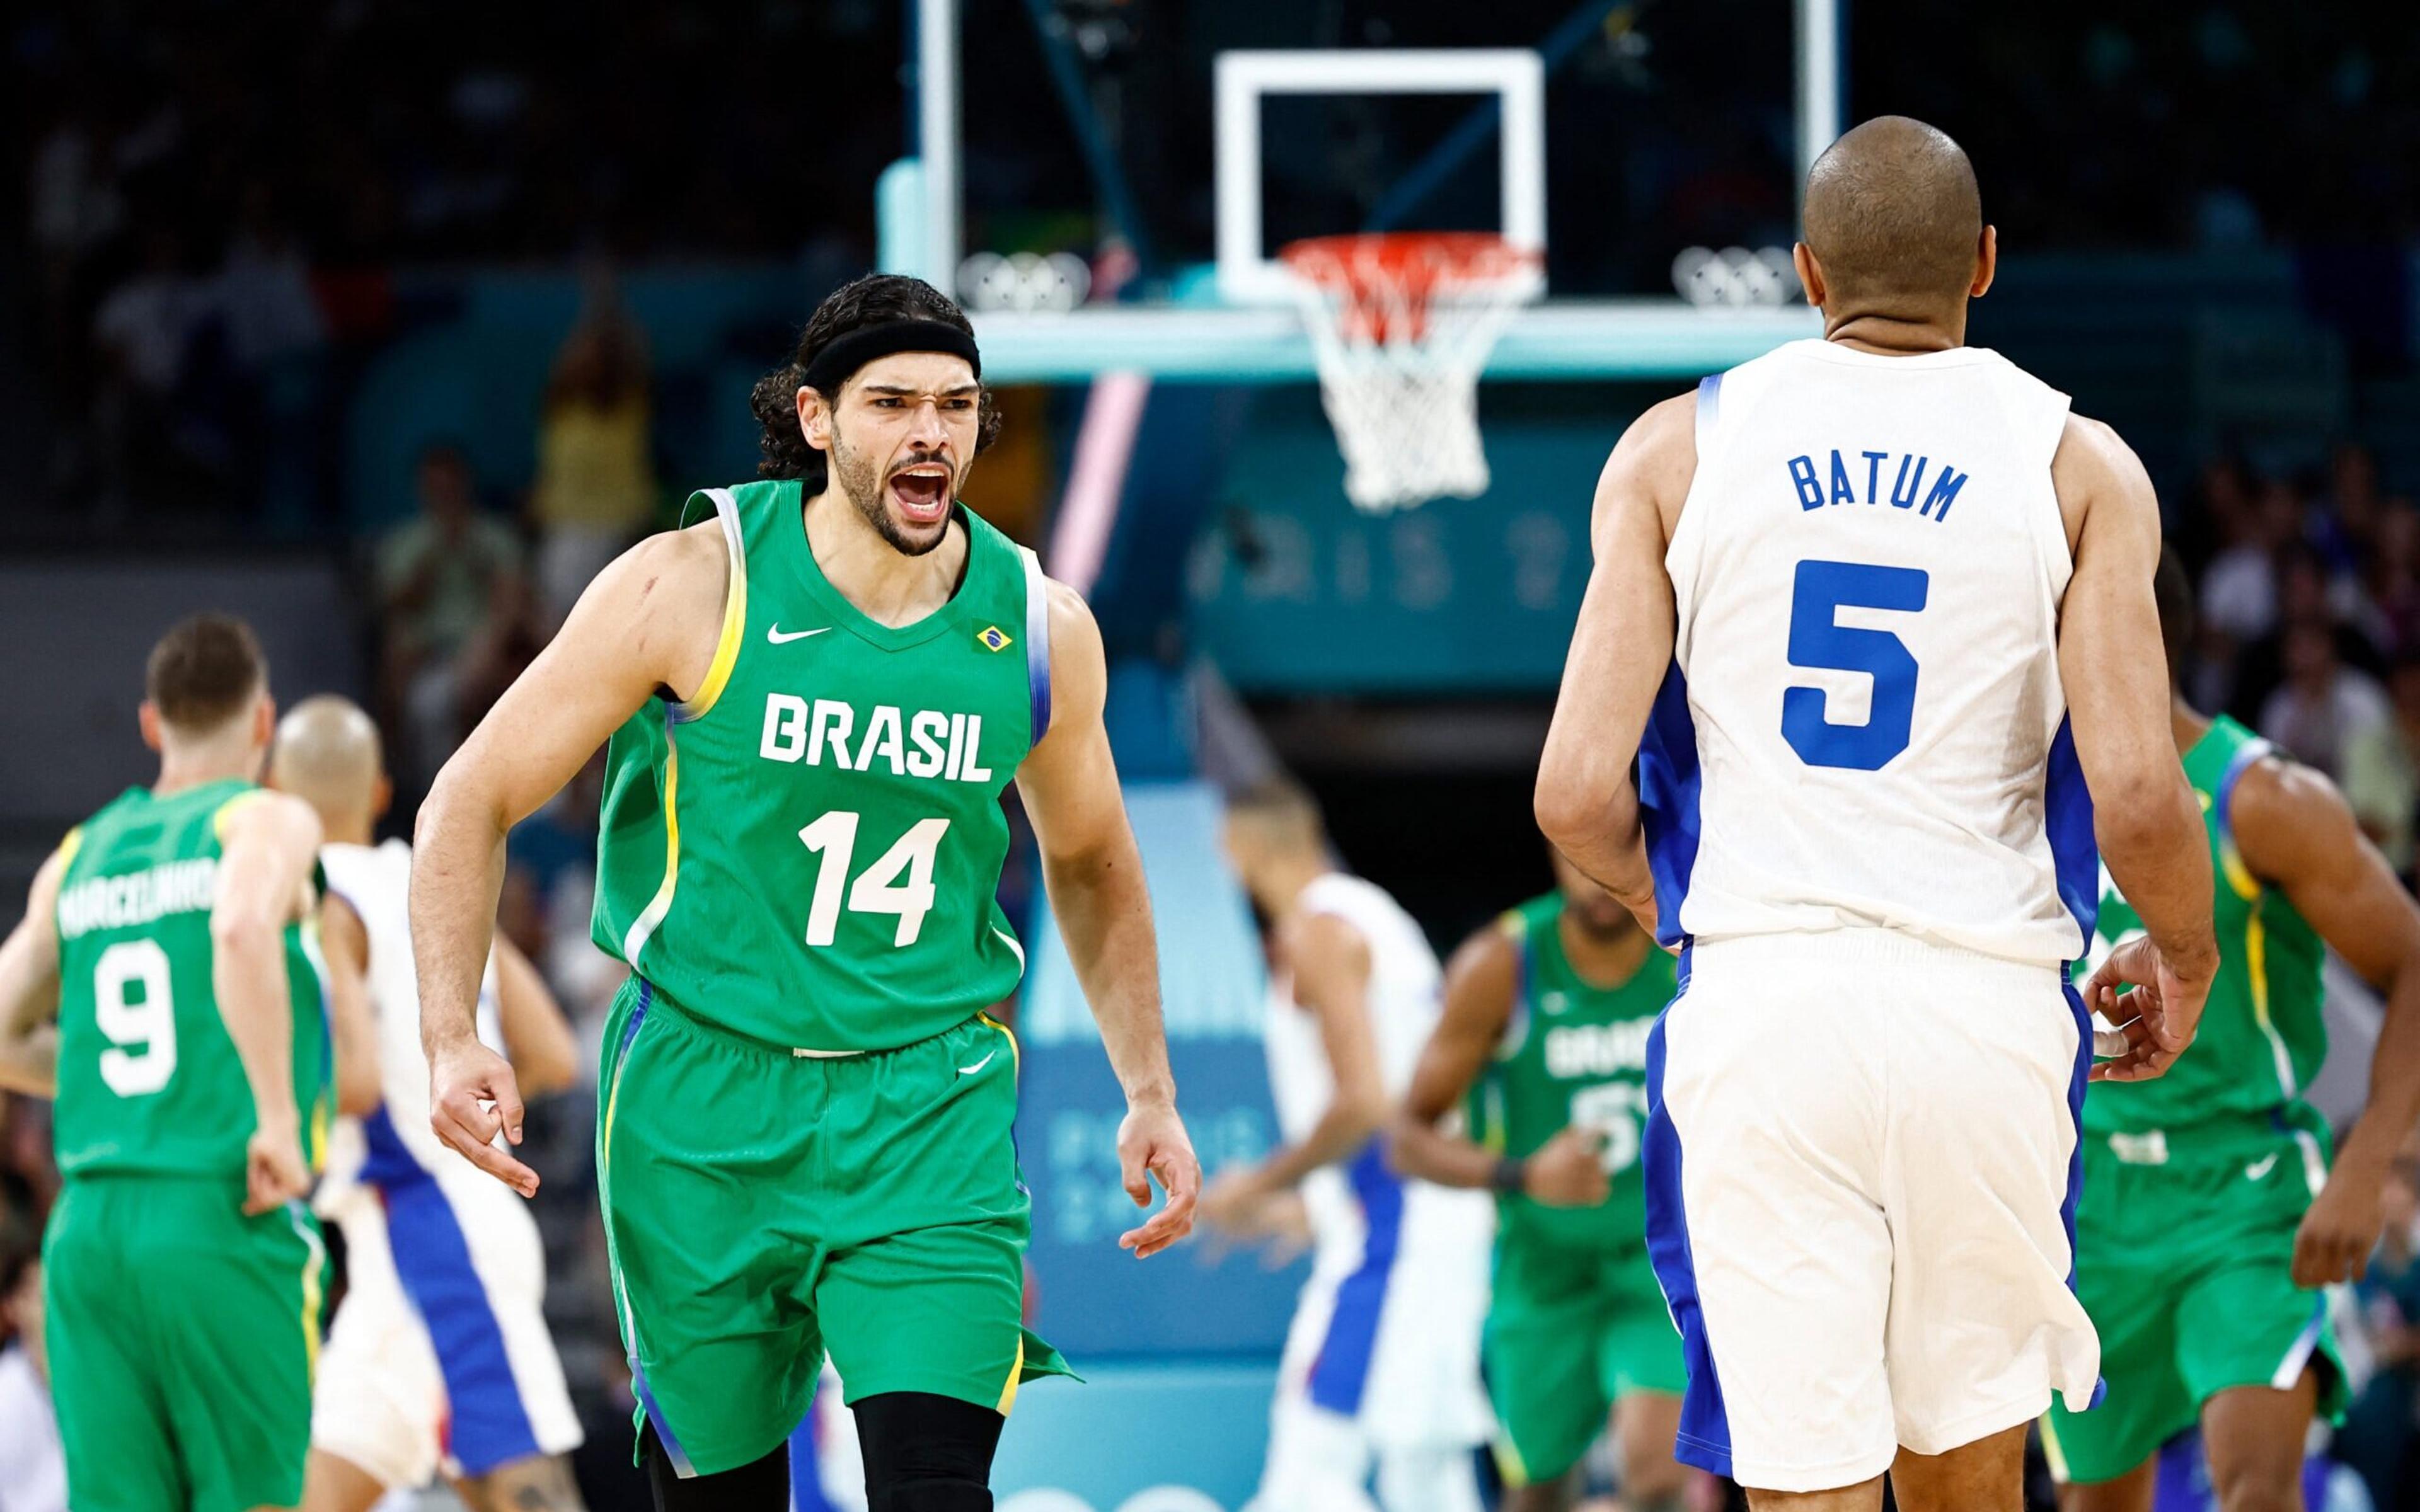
[
  {"xmin": 1524, "ymin": 1125, "xmax": 1613, "ymax": 1207},
  {"xmin": 1115, "ymin": 1095, "xmax": 1199, "ymax": 1259},
  {"xmin": 2295, "ymin": 1162, "xmax": 2385, "ymax": 1286},
  {"xmin": 242, "ymin": 1111, "xmax": 311, "ymax": 1215},
  {"xmin": 429, "ymin": 1034, "xmax": 539, "ymax": 1197},
  {"xmin": 2082, "ymin": 935, "xmax": 2211, "ymax": 1082},
  {"xmin": 1197, "ymin": 1167, "xmax": 1277, "ymax": 1236}
]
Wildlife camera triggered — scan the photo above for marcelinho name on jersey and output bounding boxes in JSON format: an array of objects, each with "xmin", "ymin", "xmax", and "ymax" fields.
[
  {"xmin": 57, "ymin": 857, "xmax": 217, "ymax": 941},
  {"xmin": 758, "ymin": 694, "xmax": 997, "ymax": 783},
  {"xmin": 1543, "ymin": 1019, "xmax": 1652, "ymax": 1080},
  {"xmin": 1786, "ymin": 448, "xmax": 1969, "ymax": 522}
]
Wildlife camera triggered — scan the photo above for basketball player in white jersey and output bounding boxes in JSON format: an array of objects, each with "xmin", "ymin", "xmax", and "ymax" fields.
[
  {"xmin": 1202, "ymin": 779, "xmax": 1494, "ymax": 1512},
  {"xmin": 266, "ymin": 697, "xmax": 589, "ymax": 1512},
  {"xmin": 1535, "ymin": 117, "xmax": 2220, "ymax": 1511}
]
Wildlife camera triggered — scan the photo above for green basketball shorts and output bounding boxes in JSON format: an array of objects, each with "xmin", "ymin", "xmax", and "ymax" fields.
[
  {"xmin": 1485, "ymin": 1231, "xmax": 1687, "ymax": 1487},
  {"xmin": 597, "ymin": 976, "xmax": 1071, "ymax": 1477},
  {"xmin": 44, "ymin": 1172, "xmax": 326, "ymax": 1512},
  {"xmin": 2043, "ymin": 1112, "xmax": 2347, "ymax": 1485}
]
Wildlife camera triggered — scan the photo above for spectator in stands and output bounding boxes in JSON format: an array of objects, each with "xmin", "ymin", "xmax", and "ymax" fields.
[
  {"xmin": 88, "ymin": 226, "xmax": 208, "ymax": 510},
  {"xmin": 2201, "ymin": 463, "xmax": 2285, "ymax": 644},
  {"xmin": 376, "ymin": 444, "xmax": 529, "ymax": 791},
  {"xmin": 2344, "ymin": 655, "xmax": 2420, "ymax": 884},
  {"xmin": 2359, "ymin": 504, "xmax": 2420, "ymax": 660},
  {"xmin": 0, "ymin": 1213, "xmax": 64, "ymax": 1512},
  {"xmin": 2320, "ymin": 443, "xmax": 2389, "ymax": 575},
  {"xmin": 2261, "ymin": 619, "xmax": 2392, "ymax": 780},
  {"xmin": 527, "ymin": 290, "xmax": 659, "ymax": 621}
]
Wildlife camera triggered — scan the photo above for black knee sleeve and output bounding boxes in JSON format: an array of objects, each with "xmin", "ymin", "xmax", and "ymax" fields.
[
  {"xmin": 852, "ymin": 1390, "xmax": 1004, "ymax": 1512},
  {"xmin": 641, "ymin": 1418, "xmax": 789, "ymax": 1512}
]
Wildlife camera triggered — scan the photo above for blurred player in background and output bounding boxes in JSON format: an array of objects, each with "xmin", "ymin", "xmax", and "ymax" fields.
[
  {"xmin": 1537, "ymin": 117, "xmax": 2217, "ymax": 1510},
  {"xmin": 266, "ymin": 696, "xmax": 589, "ymax": 1512},
  {"xmin": 2044, "ymin": 553, "xmax": 2420, "ymax": 1512},
  {"xmin": 410, "ymin": 274, "xmax": 1199, "ymax": 1512},
  {"xmin": 1206, "ymin": 778, "xmax": 1495, "ymax": 1512},
  {"xmin": 0, "ymin": 614, "xmax": 378, "ymax": 1512},
  {"xmin": 0, "ymin": 1218, "xmax": 64, "ymax": 1512},
  {"xmin": 1392, "ymin": 847, "xmax": 1688, "ymax": 1512}
]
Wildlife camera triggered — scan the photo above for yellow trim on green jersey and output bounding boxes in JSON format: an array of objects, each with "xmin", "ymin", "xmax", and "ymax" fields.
[
  {"xmin": 978, "ymin": 1011, "xmax": 1019, "ymax": 1074},
  {"xmin": 291, "ymin": 1205, "xmax": 326, "ymax": 1382},
  {"xmin": 996, "ymin": 1335, "xmax": 1025, "ymax": 1414},
  {"xmin": 671, "ymin": 487, "xmax": 749, "ymax": 723},
  {"xmin": 2039, "ymin": 1409, "xmax": 2071, "ymax": 1482},
  {"xmin": 52, "ymin": 826, "xmax": 83, "ymax": 872},
  {"xmin": 211, "ymin": 788, "xmax": 270, "ymax": 842},
  {"xmin": 619, "ymin": 721, "xmax": 684, "ymax": 966}
]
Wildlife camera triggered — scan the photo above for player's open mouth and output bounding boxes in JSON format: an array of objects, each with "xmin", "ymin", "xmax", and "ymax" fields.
[{"xmin": 888, "ymin": 464, "xmax": 952, "ymax": 524}]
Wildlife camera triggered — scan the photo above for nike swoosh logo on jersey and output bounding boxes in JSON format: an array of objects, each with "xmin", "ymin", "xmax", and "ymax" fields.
[
  {"xmin": 2244, "ymin": 1153, "xmax": 2279, "ymax": 1181},
  {"xmin": 958, "ymin": 1050, "xmax": 997, "ymax": 1076},
  {"xmin": 766, "ymin": 624, "xmax": 831, "ymax": 644}
]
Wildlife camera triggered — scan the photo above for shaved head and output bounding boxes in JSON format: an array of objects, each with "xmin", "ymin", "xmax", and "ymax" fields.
[
  {"xmin": 1802, "ymin": 116, "xmax": 1983, "ymax": 314},
  {"xmin": 269, "ymin": 695, "xmax": 386, "ymax": 839}
]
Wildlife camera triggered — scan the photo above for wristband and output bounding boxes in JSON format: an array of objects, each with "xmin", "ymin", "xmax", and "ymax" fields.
[{"xmin": 1489, "ymin": 1156, "xmax": 1528, "ymax": 1194}]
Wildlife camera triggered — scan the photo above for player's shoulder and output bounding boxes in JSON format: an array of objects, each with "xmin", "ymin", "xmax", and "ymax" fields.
[
  {"xmin": 1443, "ymin": 915, "xmax": 1521, "ymax": 995},
  {"xmin": 2227, "ymin": 740, "xmax": 2357, "ymax": 847},
  {"xmin": 2051, "ymin": 411, "xmax": 2153, "ymax": 495},
  {"xmin": 213, "ymin": 786, "xmax": 320, "ymax": 846}
]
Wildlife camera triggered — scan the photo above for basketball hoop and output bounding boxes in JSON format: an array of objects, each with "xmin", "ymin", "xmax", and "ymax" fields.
[{"xmin": 1278, "ymin": 232, "xmax": 1543, "ymax": 513}]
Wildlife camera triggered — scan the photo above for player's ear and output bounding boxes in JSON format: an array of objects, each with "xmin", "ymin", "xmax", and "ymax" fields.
[
  {"xmin": 254, "ymin": 694, "xmax": 277, "ymax": 752},
  {"xmin": 373, "ymin": 772, "xmax": 393, "ymax": 823},
  {"xmin": 137, "ymin": 701, "xmax": 163, "ymax": 753},
  {"xmin": 796, "ymin": 384, "xmax": 834, "ymax": 455},
  {"xmin": 1792, "ymin": 243, "xmax": 1826, "ymax": 309},
  {"xmin": 1971, "ymin": 225, "xmax": 1998, "ymax": 300}
]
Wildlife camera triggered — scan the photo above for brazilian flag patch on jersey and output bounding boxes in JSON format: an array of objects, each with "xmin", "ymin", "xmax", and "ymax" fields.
[{"xmin": 977, "ymin": 625, "xmax": 1013, "ymax": 652}]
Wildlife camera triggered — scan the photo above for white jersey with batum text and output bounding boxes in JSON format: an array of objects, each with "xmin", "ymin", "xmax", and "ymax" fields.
[{"xmin": 1642, "ymin": 338, "xmax": 2095, "ymax": 965}]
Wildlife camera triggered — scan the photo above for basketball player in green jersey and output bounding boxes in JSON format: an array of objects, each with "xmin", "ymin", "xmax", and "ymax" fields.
[
  {"xmin": 2044, "ymin": 552, "xmax": 2420, "ymax": 1512},
  {"xmin": 1392, "ymin": 848, "xmax": 1690, "ymax": 1512},
  {"xmin": 409, "ymin": 275, "xmax": 1200, "ymax": 1512},
  {"xmin": 0, "ymin": 613, "xmax": 379, "ymax": 1512}
]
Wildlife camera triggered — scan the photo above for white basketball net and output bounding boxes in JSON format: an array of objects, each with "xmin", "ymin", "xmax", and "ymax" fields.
[{"xmin": 1280, "ymin": 234, "xmax": 1543, "ymax": 513}]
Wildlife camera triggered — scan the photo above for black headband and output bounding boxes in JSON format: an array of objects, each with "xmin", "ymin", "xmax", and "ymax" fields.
[{"xmin": 800, "ymin": 319, "xmax": 982, "ymax": 398}]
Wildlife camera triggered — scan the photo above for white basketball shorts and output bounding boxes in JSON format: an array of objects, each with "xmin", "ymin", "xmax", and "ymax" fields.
[
  {"xmin": 313, "ymin": 1116, "xmax": 583, "ymax": 1489},
  {"xmin": 1642, "ymin": 931, "xmax": 2102, "ymax": 1492},
  {"xmin": 1265, "ymin": 1147, "xmax": 1494, "ymax": 1480}
]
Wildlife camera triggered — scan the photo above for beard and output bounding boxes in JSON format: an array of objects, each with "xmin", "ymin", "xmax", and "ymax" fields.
[{"xmin": 830, "ymin": 428, "xmax": 952, "ymax": 558}]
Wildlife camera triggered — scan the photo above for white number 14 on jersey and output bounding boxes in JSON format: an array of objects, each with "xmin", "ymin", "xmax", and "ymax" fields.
[{"xmin": 797, "ymin": 811, "xmax": 950, "ymax": 948}]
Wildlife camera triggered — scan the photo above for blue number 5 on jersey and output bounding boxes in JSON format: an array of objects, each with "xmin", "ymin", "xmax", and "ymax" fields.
[{"xmin": 1782, "ymin": 559, "xmax": 1930, "ymax": 770}]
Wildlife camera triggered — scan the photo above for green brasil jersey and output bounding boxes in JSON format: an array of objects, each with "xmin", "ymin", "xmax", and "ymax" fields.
[
  {"xmin": 52, "ymin": 780, "xmax": 333, "ymax": 1181},
  {"xmin": 594, "ymin": 481, "xmax": 1047, "ymax": 1052},
  {"xmin": 2087, "ymin": 714, "xmax": 2327, "ymax": 1137},
  {"xmin": 1469, "ymin": 893, "xmax": 1677, "ymax": 1251}
]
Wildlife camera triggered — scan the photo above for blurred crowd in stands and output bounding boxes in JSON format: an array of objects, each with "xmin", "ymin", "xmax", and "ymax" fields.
[{"xmin": 2172, "ymin": 446, "xmax": 2420, "ymax": 890}]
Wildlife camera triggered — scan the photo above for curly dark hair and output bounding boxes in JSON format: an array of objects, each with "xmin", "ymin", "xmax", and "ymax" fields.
[{"xmin": 748, "ymin": 273, "xmax": 1001, "ymax": 485}]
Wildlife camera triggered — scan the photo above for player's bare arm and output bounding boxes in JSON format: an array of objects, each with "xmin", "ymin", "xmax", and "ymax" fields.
[
  {"xmin": 2227, "ymin": 756, "xmax": 2420, "ymax": 1284},
  {"xmin": 492, "ymin": 934, "xmax": 580, "ymax": 1098},
  {"xmin": 212, "ymin": 790, "xmax": 325, "ymax": 1213},
  {"xmin": 1390, "ymin": 925, "xmax": 1608, "ymax": 1207},
  {"xmin": 2059, "ymin": 415, "xmax": 2220, "ymax": 1082},
  {"xmin": 0, "ymin": 844, "xmax": 69, "ymax": 1096},
  {"xmin": 413, "ymin": 522, "xmax": 727, "ymax": 1196},
  {"xmin": 1014, "ymin": 576, "xmax": 1200, "ymax": 1259},
  {"xmin": 319, "ymin": 893, "xmax": 383, "ymax": 1116},
  {"xmin": 1201, "ymin": 910, "xmax": 1383, "ymax": 1236},
  {"xmin": 1535, "ymin": 392, "xmax": 1697, "ymax": 935}
]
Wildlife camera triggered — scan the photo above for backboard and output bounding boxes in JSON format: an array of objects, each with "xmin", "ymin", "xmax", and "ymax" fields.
[{"xmin": 896, "ymin": 0, "xmax": 1840, "ymax": 382}]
